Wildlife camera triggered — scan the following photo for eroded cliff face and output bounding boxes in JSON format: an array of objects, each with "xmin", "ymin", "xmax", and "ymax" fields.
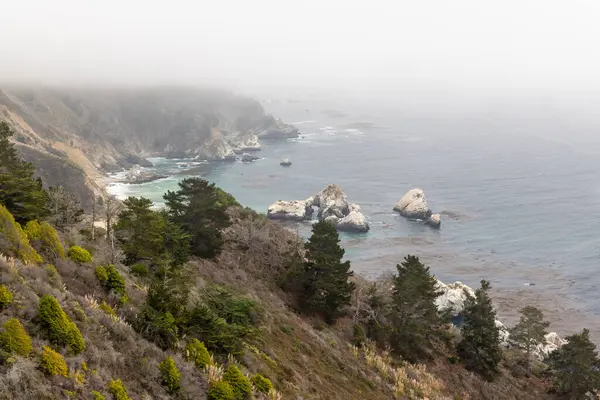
[{"xmin": 0, "ymin": 87, "xmax": 298, "ymax": 205}]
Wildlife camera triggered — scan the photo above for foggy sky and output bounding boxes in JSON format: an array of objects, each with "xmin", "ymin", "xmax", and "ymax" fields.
[{"xmin": 2, "ymin": 0, "xmax": 600, "ymax": 96}]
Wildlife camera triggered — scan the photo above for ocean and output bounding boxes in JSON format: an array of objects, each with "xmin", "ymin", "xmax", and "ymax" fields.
[{"xmin": 107, "ymin": 95, "xmax": 600, "ymax": 338}]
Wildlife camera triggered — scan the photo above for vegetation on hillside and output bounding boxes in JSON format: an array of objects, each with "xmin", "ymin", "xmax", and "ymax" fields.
[{"xmin": 0, "ymin": 129, "xmax": 598, "ymax": 399}]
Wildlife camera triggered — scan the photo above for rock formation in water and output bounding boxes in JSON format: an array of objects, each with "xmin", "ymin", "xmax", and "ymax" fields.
[
  {"xmin": 394, "ymin": 188, "xmax": 441, "ymax": 228},
  {"xmin": 124, "ymin": 165, "xmax": 167, "ymax": 184},
  {"xmin": 280, "ymin": 158, "xmax": 292, "ymax": 166},
  {"xmin": 267, "ymin": 184, "xmax": 370, "ymax": 232},
  {"xmin": 229, "ymin": 132, "xmax": 262, "ymax": 154},
  {"xmin": 240, "ymin": 153, "xmax": 260, "ymax": 163},
  {"xmin": 267, "ymin": 200, "xmax": 313, "ymax": 221}
]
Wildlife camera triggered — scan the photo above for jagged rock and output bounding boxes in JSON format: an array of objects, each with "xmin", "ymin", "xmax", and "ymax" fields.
[
  {"xmin": 336, "ymin": 211, "xmax": 370, "ymax": 233},
  {"xmin": 349, "ymin": 203, "xmax": 361, "ymax": 213},
  {"xmin": 255, "ymin": 117, "xmax": 299, "ymax": 139},
  {"xmin": 241, "ymin": 153, "xmax": 259, "ymax": 163},
  {"xmin": 124, "ymin": 165, "xmax": 166, "ymax": 184},
  {"xmin": 305, "ymin": 196, "xmax": 315, "ymax": 208},
  {"xmin": 324, "ymin": 215, "xmax": 339, "ymax": 225},
  {"xmin": 267, "ymin": 200, "xmax": 312, "ymax": 221},
  {"xmin": 426, "ymin": 213, "xmax": 441, "ymax": 228},
  {"xmin": 194, "ymin": 128, "xmax": 236, "ymax": 161},
  {"xmin": 229, "ymin": 132, "xmax": 261, "ymax": 154},
  {"xmin": 394, "ymin": 188, "xmax": 432, "ymax": 219},
  {"xmin": 534, "ymin": 332, "xmax": 567, "ymax": 358},
  {"xmin": 322, "ymin": 206, "xmax": 345, "ymax": 219},
  {"xmin": 313, "ymin": 184, "xmax": 349, "ymax": 217},
  {"xmin": 280, "ymin": 158, "xmax": 292, "ymax": 166}
]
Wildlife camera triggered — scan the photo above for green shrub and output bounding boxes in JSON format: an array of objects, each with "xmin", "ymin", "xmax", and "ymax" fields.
[
  {"xmin": 0, "ymin": 205, "xmax": 42, "ymax": 264},
  {"xmin": 0, "ymin": 284, "xmax": 13, "ymax": 310},
  {"xmin": 108, "ymin": 379, "xmax": 131, "ymax": 400},
  {"xmin": 91, "ymin": 391, "xmax": 106, "ymax": 400},
  {"xmin": 208, "ymin": 381, "xmax": 236, "ymax": 400},
  {"xmin": 130, "ymin": 263, "xmax": 149, "ymax": 277},
  {"xmin": 158, "ymin": 356, "xmax": 181, "ymax": 393},
  {"xmin": 97, "ymin": 265, "xmax": 128, "ymax": 304},
  {"xmin": 223, "ymin": 365, "xmax": 252, "ymax": 400},
  {"xmin": 25, "ymin": 220, "xmax": 65, "ymax": 258},
  {"xmin": 99, "ymin": 301, "xmax": 117, "ymax": 318},
  {"xmin": 38, "ymin": 294, "xmax": 86, "ymax": 354},
  {"xmin": 67, "ymin": 245, "xmax": 92, "ymax": 263},
  {"xmin": 40, "ymin": 346, "xmax": 68, "ymax": 376},
  {"xmin": 186, "ymin": 338, "xmax": 211, "ymax": 368},
  {"xmin": 251, "ymin": 374, "xmax": 273, "ymax": 394},
  {"xmin": 0, "ymin": 318, "xmax": 32, "ymax": 356},
  {"xmin": 95, "ymin": 266, "xmax": 108, "ymax": 283}
]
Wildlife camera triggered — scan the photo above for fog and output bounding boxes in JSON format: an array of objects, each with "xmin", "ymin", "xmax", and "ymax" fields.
[{"xmin": 3, "ymin": 0, "xmax": 600, "ymax": 103}]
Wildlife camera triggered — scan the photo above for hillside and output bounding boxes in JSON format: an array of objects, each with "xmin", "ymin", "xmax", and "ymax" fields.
[{"xmin": 0, "ymin": 87, "xmax": 297, "ymax": 209}]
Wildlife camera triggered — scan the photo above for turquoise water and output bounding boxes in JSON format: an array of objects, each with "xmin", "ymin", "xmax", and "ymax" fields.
[{"xmin": 107, "ymin": 97, "xmax": 600, "ymax": 335}]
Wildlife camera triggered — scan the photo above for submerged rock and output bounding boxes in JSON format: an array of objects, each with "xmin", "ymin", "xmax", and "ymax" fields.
[
  {"xmin": 267, "ymin": 200, "xmax": 312, "ymax": 221},
  {"xmin": 336, "ymin": 211, "xmax": 370, "ymax": 233},
  {"xmin": 393, "ymin": 188, "xmax": 432, "ymax": 219},
  {"xmin": 240, "ymin": 153, "xmax": 259, "ymax": 163},
  {"xmin": 426, "ymin": 213, "xmax": 441, "ymax": 228},
  {"xmin": 280, "ymin": 158, "xmax": 292, "ymax": 167}
]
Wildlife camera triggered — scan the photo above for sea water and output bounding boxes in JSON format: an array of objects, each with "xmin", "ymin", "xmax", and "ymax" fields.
[{"xmin": 107, "ymin": 96, "xmax": 600, "ymax": 337}]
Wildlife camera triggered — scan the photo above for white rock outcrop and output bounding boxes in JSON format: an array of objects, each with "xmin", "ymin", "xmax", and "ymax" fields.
[
  {"xmin": 313, "ymin": 184, "xmax": 350, "ymax": 217},
  {"xmin": 426, "ymin": 213, "xmax": 441, "ymax": 228},
  {"xmin": 267, "ymin": 200, "xmax": 312, "ymax": 221},
  {"xmin": 195, "ymin": 129, "xmax": 236, "ymax": 161},
  {"xmin": 336, "ymin": 211, "xmax": 370, "ymax": 233},
  {"xmin": 394, "ymin": 188, "xmax": 432, "ymax": 219},
  {"xmin": 229, "ymin": 133, "xmax": 261, "ymax": 154},
  {"xmin": 280, "ymin": 158, "xmax": 292, "ymax": 166},
  {"xmin": 436, "ymin": 279, "xmax": 564, "ymax": 359}
]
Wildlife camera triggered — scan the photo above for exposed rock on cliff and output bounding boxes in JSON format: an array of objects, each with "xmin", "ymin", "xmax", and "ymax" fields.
[
  {"xmin": 253, "ymin": 116, "xmax": 299, "ymax": 139},
  {"xmin": 229, "ymin": 132, "xmax": 261, "ymax": 153},
  {"xmin": 192, "ymin": 128, "xmax": 236, "ymax": 161}
]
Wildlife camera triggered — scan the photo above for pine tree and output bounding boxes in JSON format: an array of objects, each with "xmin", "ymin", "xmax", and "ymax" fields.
[
  {"xmin": 510, "ymin": 306, "xmax": 549, "ymax": 373},
  {"xmin": 164, "ymin": 178, "xmax": 231, "ymax": 259},
  {"xmin": 457, "ymin": 280, "xmax": 502, "ymax": 380},
  {"xmin": 548, "ymin": 329, "xmax": 600, "ymax": 399},
  {"xmin": 0, "ymin": 121, "xmax": 48, "ymax": 224},
  {"xmin": 388, "ymin": 255, "xmax": 443, "ymax": 361},
  {"xmin": 300, "ymin": 220, "xmax": 355, "ymax": 323}
]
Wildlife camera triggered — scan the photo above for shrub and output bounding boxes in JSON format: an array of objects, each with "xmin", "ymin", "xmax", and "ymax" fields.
[
  {"xmin": 223, "ymin": 365, "xmax": 252, "ymax": 400},
  {"xmin": 91, "ymin": 391, "xmax": 106, "ymax": 400},
  {"xmin": 67, "ymin": 245, "xmax": 92, "ymax": 263},
  {"xmin": 0, "ymin": 204, "xmax": 42, "ymax": 264},
  {"xmin": 158, "ymin": 356, "xmax": 181, "ymax": 393},
  {"xmin": 97, "ymin": 265, "xmax": 128, "ymax": 304},
  {"xmin": 108, "ymin": 379, "xmax": 131, "ymax": 400},
  {"xmin": 40, "ymin": 346, "xmax": 68, "ymax": 376},
  {"xmin": 130, "ymin": 263, "xmax": 149, "ymax": 277},
  {"xmin": 99, "ymin": 301, "xmax": 117, "ymax": 318},
  {"xmin": 38, "ymin": 294, "xmax": 86, "ymax": 354},
  {"xmin": 208, "ymin": 381, "xmax": 236, "ymax": 400},
  {"xmin": 186, "ymin": 338, "xmax": 211, "ymax": 368},
  {"xmin": 0, "ymin": 284, "xmax": 13, "ymax": 310},
  {"xmin": 95, "ymin": 266, "xmax": 108, "ymax": 283},
  {"xmin": 25, "ymin": 220, "xmax": 65, "ymax": 258},
  {"xmin": 251, "ymin": 374, "xmax": 273, "ymax": 394},
  {"xmin": 0, "ymin": 318, "xmax": 33, "ymax": 356}
]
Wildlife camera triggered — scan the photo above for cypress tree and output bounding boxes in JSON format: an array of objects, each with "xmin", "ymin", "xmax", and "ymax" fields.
[
  {"xmin": 548, "ymin": 329, "xmax": 600, "ymax": 399},
  {"xmin": 509, "ymin": 306, "xmax": 549, "ymax": 373},
  {"xmin": 457, "ymin": 280, "xmax": 502, "ymax": 380},
  {"xmin": 388, "ymin": 255, "xmax": 443, "ymax": 361},
  {"xmin": 300, "ymin": 220, "xmax": 355, "ymax": 323},
  {"xmin": 164, "ymin": 178, "xmax": 231, "ymax": 259},
  {"xmin": 0, "ymin": 121, "xmax": 48, "ymax": 223}
]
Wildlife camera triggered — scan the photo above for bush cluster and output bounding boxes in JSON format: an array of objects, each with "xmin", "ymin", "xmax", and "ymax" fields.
[
  {"xmin": 186, "ymin": 338, "xmax": 211, "ymax": 368},
  {"xmin": 251, "ymin": 374, "xmax": 273, "ymax": 394},
  {"xmin": 223, "ymin": 365, "xmax": 252, "ymax": 400},
  {"xmin": 95, "ymin": 264, "xmax": 128, "ymax": 305},
  {"xmin": 99, "ymin": 301, "xmax": 117, "ymax": 318},
  {"xmin": 38, "ymin": 294, "xmax": 85, "ymax": 354},
  {"xmin": 24, "ymin": 220, "xmax": 65, "ymax": 259},
  {"xmin": 208, "ymin": 381, "xmax": 235, "ymax": 400},
  {"xmin": 158, "ymin": 356, "xmax": 181, "ymax": 393},
  {"xmin": 0, "ymin": 204, "xmax": 42, "ymax": 264},
  {"xmin": 0, "ymin": 318, "xmax": 33, "ymax": 356},
  {"xmin": 40, "ymin": 346, "xmax": 68, "ymax": 376},
  {"xmin": 0, "ymin": 284, "xmax": 13, "ymax": 310},
  {"xmin": 67, "ymin": 245, "xmax": 92, "ymax": 263},
  {"xmin": 108, "ymin": 379, "xmax": 131, "ymax": 400},
  {"xmin": 130, "ymin": 263, "xmax": 149, "ymax": 277},
  {"xmin": 91, "ymin": 391, "xmax": 106, "ymax": 400}
]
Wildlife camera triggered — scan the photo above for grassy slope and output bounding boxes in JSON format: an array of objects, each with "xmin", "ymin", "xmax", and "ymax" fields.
[{"xmin": 0, "ymin": 207, "xmax": 557, "ymax": 399}]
